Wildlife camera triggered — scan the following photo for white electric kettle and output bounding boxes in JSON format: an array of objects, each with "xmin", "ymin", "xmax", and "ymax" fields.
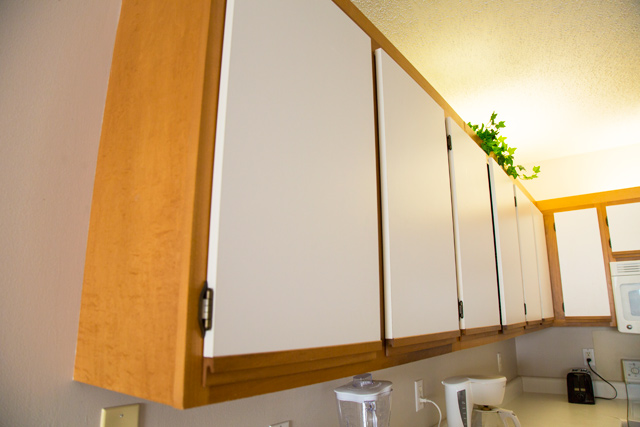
[{"xmin": 442, "ymin": 375, "xmax": 521, "ymax": 427}]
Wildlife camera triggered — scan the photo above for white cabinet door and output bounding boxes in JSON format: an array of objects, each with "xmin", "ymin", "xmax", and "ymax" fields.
[
  {"xmin": 532, "ymin": 207, "xmax": 554, "ymax": 320},
  {"xmin": 515, "ymin": 188, "xmax": 542, "ymax": 323},
  {"xmin": 607, "ymin": 202, "xmax": 640, "ymax": 252},
  {"xmin": 205, "ymin": 0, "xmax": 381, "ymax": 357},
  {"xmin": 488, "ymin": 159, "xmax": 526, "ymax": 327},
  {"xmin": 446, "ymin": 118, "xmax": 501, "ymax": 332},
  {"xmin": 554, "ymin": 208, "xmax": 611, "ymax": 317},
  {"xmin": 375, "ymin": 49, "xmax": 459, "ymax": 340}
]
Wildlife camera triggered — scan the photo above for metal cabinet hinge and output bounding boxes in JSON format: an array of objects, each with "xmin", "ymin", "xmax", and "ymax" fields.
[
  {"xmin": 447, "ymin": 135, "xmax": 452, "ymax": 151},
  {"xmin": 458, "ymin": 300, "xmax": 464, "ymax": 319},
  {"xmin": 199, "ymin": 282, "xmax": 213, "ymax": 338},
  {"xmin": 606, "ymin": 216, "xmax": 609, "ymax": 227},
  {"xmin": 514, "ymin": 196, "xmax": 518, "ymax": 207},
  {"xmin": 524, "ymin": 303, "xmax": 527, "ymax": 315},
  {"xmin": 562, "ymin": 302, "xmax": 565, "ymax": 313}
]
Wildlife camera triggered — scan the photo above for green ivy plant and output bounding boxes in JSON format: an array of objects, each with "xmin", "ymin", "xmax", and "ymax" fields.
[{"xmin": 467, "ymin": 112, "xmax": 540, "ymax": 180}]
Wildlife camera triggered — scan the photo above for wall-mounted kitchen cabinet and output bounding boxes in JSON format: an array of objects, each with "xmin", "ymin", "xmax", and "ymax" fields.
[
  {"xmin": 536, "ymin": 189, "xmax": 640, "ymax": 326},
  {"xmin": 74, "ymin": 0, "xmax": 385, "ymax": 409},
  {"xmin": 445, "ymin": 118, "xmax": 501, "ymax": 336},
  {"xmin": 204, "ymin": 0, "xmax": 381, "ymax": 360},
  {"xmin": 515, "ymin": 187, "xmax": 543, "ymax": 325},
  {"xmin": 488, "ymin": 159, "xmax": 526, "ymax": 330},
  {"xmin": 606, "ymin": 202, "xmax": 640, "ymax": 253},
  {"xmin": 374, "ymin": 49, "xmax": 460, "ymax": 355},
  {"xmin": 552, "ymin": 208, "xmax": 612, "ymax": 318}
]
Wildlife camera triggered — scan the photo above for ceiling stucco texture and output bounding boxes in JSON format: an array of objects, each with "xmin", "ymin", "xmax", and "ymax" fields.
[{"xmin": 352, "ymin": 0, "xmax": 640, "ymax": 164}]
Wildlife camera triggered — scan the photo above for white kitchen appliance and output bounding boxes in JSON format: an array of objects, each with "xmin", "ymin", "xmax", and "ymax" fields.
[
  {"xmin": 442, "ymin": 375, "xmax": 521, "ymax": 427},
  {"xmin": 334, "ymin": 373, "xmax": 392, "ymax": 427},
  {"xmin": 611, "ymin": 261, "xmax": 640, "ymax": 334}
]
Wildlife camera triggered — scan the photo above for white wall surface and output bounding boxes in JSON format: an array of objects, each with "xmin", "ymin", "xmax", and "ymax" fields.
[
  {"xmin": 521, "ymin": 143, "xmax": 640, "ymax": 201},
  {"xmin": 0, "ymin": 1, "xmax": 521, "ymax": 426}
]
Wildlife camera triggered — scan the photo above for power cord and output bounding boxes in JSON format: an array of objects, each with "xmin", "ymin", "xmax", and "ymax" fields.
[
  {"xmin": 418, "ymin": 397, "xmax": 442, "ymax": 427},
  {"xmin": 587, "ymin": 358, "xmax": 618, "ymax": 400}
]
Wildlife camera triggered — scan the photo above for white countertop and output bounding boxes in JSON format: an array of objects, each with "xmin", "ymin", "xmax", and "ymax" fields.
[
  {"xmin": 440, "ymin": 393, "xmax": 628, "ymax": 427},
  {"xmin": 497, "ymin": 392, "xmax": 626, "ymax": 426}
]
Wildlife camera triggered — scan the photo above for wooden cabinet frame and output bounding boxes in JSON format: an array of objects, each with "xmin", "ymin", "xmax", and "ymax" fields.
[{"xmin": 74, "ymin": 0, "xmax": 554, "ymax": 409}]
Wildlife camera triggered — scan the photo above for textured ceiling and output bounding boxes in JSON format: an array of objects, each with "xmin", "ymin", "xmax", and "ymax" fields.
[{"xmin": 352, "ymin": 0, "xmax": 640, "ymax": 164}]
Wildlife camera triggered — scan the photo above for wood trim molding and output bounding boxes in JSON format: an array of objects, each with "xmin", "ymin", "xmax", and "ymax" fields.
[
  {"xmin": 461, "ymin": 325, "xmax": 502, "ymax": 336},
  {"xmin": 208, "ymin": 342, "xmax": 381, "ymax": 373},
  {"xmin": 596, "ymin": 204, "xmax": 617, "ymax": 326},
  {"xmin": 541, "ymin": 317, "xmax": 555, "ymax": 326},
  {"xmin": 536, "ymin": 187, "xmax": 640, "ymax": 213},
  {"xmin": 525, "ymin": 320, "xmax": 543, "ymax": 328},
  {"xmin": 73, "ymin": 0, "xmax": 225, "ymax": 409},
  {"xmin": 454, "ymin": 328, "xmax": 523, "ymax": 351},
  {"xmin": 612, "ymin": 250, "xmax": 640, "ymax": 261},
  {"xmin": 203, "ymin": 343, "xmax": 456, "ymax": 403},
  {"xmin": 385, "ymin": 331, "xmax": 461, "ymax": 356},
  {"xmin": 554, "ymin": 316, "xmax": 612, "ymax": 327},
  {"xmin": 204, "ymin": 342, "xmax": 382, "ymax": 386},
  {"xmin": 544, "ymin": 212, "xmax": 566, "ymax": 320},
  {"xmin": 502, "ymin": 322, "xmax": 527, "ymax": 331},
  {"xmin": 387, "ymin": 330, "xmax": 461, "ymax": 348}
]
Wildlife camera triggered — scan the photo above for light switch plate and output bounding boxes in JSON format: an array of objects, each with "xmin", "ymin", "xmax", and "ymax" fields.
[{"xmin": 100, "ymin": 404, "xmax": 140, "ymax": 427}]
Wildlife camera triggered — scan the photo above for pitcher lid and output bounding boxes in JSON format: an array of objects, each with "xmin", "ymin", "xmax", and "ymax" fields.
[{"xmin": 334, "ymin": 373, "xmax": 393, "ymax": 401}]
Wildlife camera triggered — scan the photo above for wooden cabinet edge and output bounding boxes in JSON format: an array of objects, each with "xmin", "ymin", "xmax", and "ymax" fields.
[
  {"xmin": 73, "ymin": 0, "xmax": 227, "ymax": 409},
  {"xmin": 612, "ymin": 250, "xmax": 640, "ymax": 261},
  {"xmin": 536, "ymin": 187, "xmax": 640, "ymax": 213},
  {"xmin": 543, "ymin": 212, "xmax": 567, "ymax": 321},
  {"xmin": 596, "ymin": 204, "xmax": 617, "ymax": 327},
  {"xmin": 197, "ymin": 325, "xmax": 552, "ymax": 406},
  {"xmin": 502, "ymin": 322, "xmax": 527, "ymax": 331},
  {"xmin": 204, "ymin": 342, "xmax": 382, "ymax": 387},
  {"xmin": 386, "ymin": 330, "xmax": 461, "ymax": 348},
  {"xmin": 461, "ymin": 325, "xmax": 502, "ymax": 337},
  {"xmin": 554, "ymin": 317, "xmax": 613, "ymax": 327},
  {"xmin": 541, "ymin": 317, "xmax": 555, "ymax": 326},
  {"xmin": 386, "ymin": 331, "xmax": 461, "ymax": 356},
  {"xmin": 206, "ymin": 342, "xmax": 382, "ymax": 374}
]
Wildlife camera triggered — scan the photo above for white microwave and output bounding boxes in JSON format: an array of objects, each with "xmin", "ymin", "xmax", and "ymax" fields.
[{"xmin": 611, "ymin": 261, "xmax": 640, "ymax": 334}]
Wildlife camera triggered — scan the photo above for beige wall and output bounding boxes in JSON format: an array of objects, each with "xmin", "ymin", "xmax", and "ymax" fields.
[
  {"xmin": 521, "ymin": 143, "xmax": 640, "ymax": 201},
  {"xmin": 515, "ymin": 327, "xmax": 640, "ymax": 382},
  {"xmin": 0, "ymin": 1, "xmax": 520, "ymax": 426}
]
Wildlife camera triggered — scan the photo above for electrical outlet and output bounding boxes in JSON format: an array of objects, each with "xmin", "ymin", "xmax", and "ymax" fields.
[
  {"xmin": 100, "ymin": 404, "xmax": 139, "ymax": 427},
  {"xmin": 415, "ymin": 379, "xmax": 424, "ymax": 411},
  {"xmin": 583, "ymin": 348, "xmax": 596, "ymax": 367},
  {"xmin": 269, "ymin": 422, "xmax": 290, "ymax": 427}
]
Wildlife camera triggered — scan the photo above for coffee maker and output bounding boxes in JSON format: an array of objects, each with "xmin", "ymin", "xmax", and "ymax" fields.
[{"xmin": 442, "ymin": 375, "xmax": 521, "ymax": 427}]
